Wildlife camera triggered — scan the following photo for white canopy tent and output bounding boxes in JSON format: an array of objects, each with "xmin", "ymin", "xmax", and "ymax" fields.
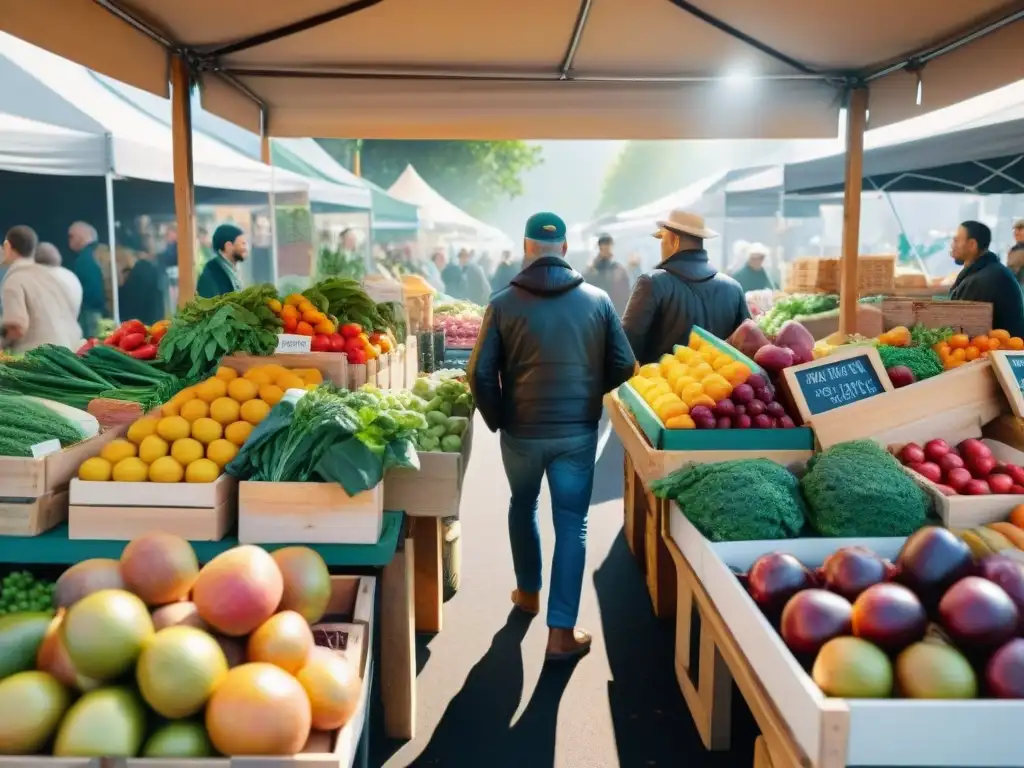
[{"xmin": 0, "ymin": 114, "xmax": 106, "ymax": 176}]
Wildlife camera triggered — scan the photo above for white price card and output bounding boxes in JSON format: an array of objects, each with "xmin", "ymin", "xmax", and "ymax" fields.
[
  {"xmin": 275, "ymin": 334, "xmax": 312, "ymax": 354},
  {"xmin": 30, "ymin": 439, "xmax": 61, "ymax": 458}
]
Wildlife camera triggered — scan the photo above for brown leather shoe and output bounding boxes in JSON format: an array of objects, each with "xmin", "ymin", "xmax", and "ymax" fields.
[
  {"xmin": 545, "ymin": 627, "xmax": 592, "ymax": 661},
  {"xmin": 511, "ymin": 589, "xmax": 540, "ymax": 615}
]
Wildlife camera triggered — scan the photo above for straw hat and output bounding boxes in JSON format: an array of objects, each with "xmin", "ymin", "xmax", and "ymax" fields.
[{"xmin": 654, "ymin": 209, "xmax": 718, "ymax": 240}]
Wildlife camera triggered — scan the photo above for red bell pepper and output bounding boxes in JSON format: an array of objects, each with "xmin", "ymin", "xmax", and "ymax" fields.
[
  {"xmin": 122, "ymin": 319, "xmax": 146, "ymax": 336},
  {"xmin": 310, "ymin": 334, "xmax": 331, "ymax": 353},
  {"xmin": 346, "ymin": 348, "xmax": 367, "ymax": 364},
  {"xmin": 129, "ymin": 343, "xmax": 158, "ymax": 360},
  {"xmin": 106, "ymin": 327, "xmax": 125, "ymax": 346},
  {"xmin": 119, "ymin": 332, "xmax": 146, "ymax": 351},
  {"xmin": 328, "ymin": 333, "xmax": 345, "ymax": 353},
  {"xmin": 340, "ymin": 323, "xmax": 363, "ymax": 339}
]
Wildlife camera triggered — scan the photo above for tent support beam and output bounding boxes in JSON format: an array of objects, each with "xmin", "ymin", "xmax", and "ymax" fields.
[
  {"xmin": 839, "ymin": 88, "xmax": 868, "ymax": 338},
  {"xmin": 171, "ymin": 55, "xmax": 197, "ymax": 306},
  {"xmin": 560, "ymin": 0, "xmax": 593, "ymax": 79}
]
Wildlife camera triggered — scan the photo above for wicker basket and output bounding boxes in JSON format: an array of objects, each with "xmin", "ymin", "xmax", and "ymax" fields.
[{"xmin": 785, "ymin": 255, "xmax": 895, "ymax": 295}]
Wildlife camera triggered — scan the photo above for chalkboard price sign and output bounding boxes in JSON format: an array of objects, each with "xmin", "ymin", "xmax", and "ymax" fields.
[
  {"xmin": 989, "ymin": 351, "xmax": 1024, "ymax": 418},
  {"xmin": 1006, "ymin": 355, "xmax": 1024, "ymax": 391},
  {"xmin": 782, "ymin": 347, "xmax": 892, "ymax": 422}
]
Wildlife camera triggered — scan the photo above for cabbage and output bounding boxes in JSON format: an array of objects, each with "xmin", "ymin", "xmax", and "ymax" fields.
[
  {"xmin": 425, "ymin": 411, "xmax": 449, "ymax": 428},
  {"xmin": 417, "ymin": 434, "xmax": 440, "ymax": 451},
  {"xmin": 441, "ymin": 434, "xmax": 463, "ymax": 452},
  {"xmin": 446, "ymin": 416, "xmax": 469, "ymax": 437},
  {"xmin": 427, "ymin": 424, "xmax": 448, "ymax": 439}
]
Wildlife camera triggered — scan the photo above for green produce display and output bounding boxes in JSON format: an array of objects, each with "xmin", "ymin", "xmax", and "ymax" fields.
[
  {"xmin": 410, "ymin": 375, "xmax": 473, "ymax": 452},
  {"xmin": 909, "ymin": 324, "xmax": 955, "ymax": 348},
  {"xmin": 0, "ymin": 611, "xmax": 53, "ymax": 680},
  {"xmin": 876, "ymin": 344, "xmax": 944, "ymax": 382},
  {"xmin": 757, "ymin": 294, "xmax": 883, "ymax": 336},
  {"xmin": 652, "ymin": 459, "xmax": 807, "ymax": 541},
  {"xmin": 801, "ymin": 440, "xmax": 931, "ymax": 537},
  {"xmin": 0, "ymin": 571, "xmax": 55, "ymax": 614},
  {"xmin": 0, "ymin": 396, "xmax": 86, "ymax": 456}
]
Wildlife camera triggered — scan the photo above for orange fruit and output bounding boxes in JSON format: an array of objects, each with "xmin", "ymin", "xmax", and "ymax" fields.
[
  {"xmin": 933, "ymin": 342, "xmax": 951, "ymax": 356},
  {"xmin": 950, "ymin": 348, "xmax": 966, "ymax": 362},
  {"xmin": 665, "ymin": 414, "xmax": 696, "ymax": 430},
  {"xmin": 295, "ymin": 322, "xmax": 314, "ymax": 337},
  {"xmin": 688, "ymin": 394, "xmax": 717, "ymax": 409},
  {"xmin": 1008, "ymin": 337, "xmax": 1024, "ymax": 350},
  {"xmin": 678, "ymin": 383, "xmax": 705, "ymax": 406},
  {"xmin": 280, "ymin": 305, "xmax": 298, "ymax": 322},
  {"xmin": 989, "ymin": 337, "xmax": 1002, "ymax": 350},
  {"xmin": 1010, "ymin": 504, "xmax": 1024, "ymax": 530},
  {"xmin": 701, "ymin": 373, "xmax": 732, "ymax": 402},
  {"xmin": 964, "ymin": 346, "xmax": 981, "ymax": 362},
  {"xmin": 991, "ymin": 329, "xmax": 1011, "ymax": 342},
  {"xmin": 948, "ymin": 334, "xmax": 970, "ymax": 349},
  {"xmin": 971, "ymin": 335, "xmax": 990, "ymax": 349},
  {"xmin": 945, "ymin": 358, "xmax": 964, "ymax": 370}
]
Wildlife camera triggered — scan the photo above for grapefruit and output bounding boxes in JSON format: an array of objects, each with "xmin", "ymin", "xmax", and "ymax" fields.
[
  {"xmin": 272, "ymin": 547, "xmax": 332, "ymax": 624},
  {"xmin": 297, "ymin": 647, "xmax": 362, "ymax": 730},
  {"xmin": 62, "ymin": 589, "xmax": 154, "ymax": 681},
  {"xmin": 53, "ymin": 687, "xmax": 146, "ymax": 757},
  {"xmin": 192, "ymin": 546, "xmax": 283, "ymax": 636},
  {"xmin": 0, "ymin": 671, "xmax": 71, "ymax": 754},
  {"xmin": 120, "ymin": 532, "xmax": 199, "ymax": 605},
  {"xmin": 205, "ymin": 663, "xmax": 311, "ymax": 755},
  {"xmin": 143, "ymin": 720, "xmax": 215, "ymax": 757},
  {"xmin": 247, "ymin": 611, "xmax": 315, "ymax": 674},
  {"xmin": 151, "ymin": 601, "xmax": 208, "ymax": 632},
  {"xmin": 137, "ymin": 626, "xmax": 228, "ymax": 718},
  {"xmin": 54, "ymin": 559, "xmax": 125, "ymax": 609},
  {"xmin": 36, "ymin": 612, "xmax": 99, "ymax": 692}
]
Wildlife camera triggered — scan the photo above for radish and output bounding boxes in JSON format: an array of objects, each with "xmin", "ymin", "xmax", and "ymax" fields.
[
  {"xmin": 752, "ymin": 414, "xmax": 774, "ymax": 429},
  {"xmin": 734, "ymin": 414, "xmax": 752, "ymax": 429},
  {"xmin": 946, "ymin": 467, "xmax": 973, "ymax": 492},
  {"xmin": 1006, "ymin": 465, "xmax": 1024, "ymax": 486},
  {"xmin": 935, "ymin": 484, "xmax": 958, "ymax": 496},
  {"xmin": 746, "ymin": 400, "xmax": 767, "ymax": 417},
  {"xmin": 898, "ymin": 443, "xmax": 926, "ymax": 465},
  {"xmin": 731, "ymin": 384, "xmax": 754, "ymax": 404},
  {"xmin": 777, "ymin": 416, "xmax": 796, "ymax": 429},
  {"xmin": 968, "ymin": 455, "xmax": 998, "ymax": 478},
  {"xmin": 964, "ymin": 479, "xmax": 992, "ymax": 495},
  {"xmin": 924, "ymin": 439, "xmax": 950, "ymax": 463},
  {"xmin": 958, "ymin": 438, "xmax": 992, "ymax": 463},
  {"xmin": 716, "ymin": 417, "xmax": 732, "ymax": 429},
  {"xmin": 909, "ymin": 462, "xmax": 942, "ymax": 484},
  {"xmin": 937, "ymin": 453, "xmax": 965, "ymax": 473},
  {"xmin": 988, "ymin": 474, "xmax": 1014, "ymax": 494},
  {"xmin": 713, "ymin": 399, "xmax": 736, "ymax": 418}
]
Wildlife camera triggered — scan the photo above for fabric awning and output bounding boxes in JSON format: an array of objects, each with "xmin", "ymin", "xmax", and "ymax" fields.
[
  {"xmin": 3, "ymin": 0, "xmax": 1022, "ymax": 140},
  {"xmin": 0, "ymin": 114, "xmax": 107, "ymax": 176}
]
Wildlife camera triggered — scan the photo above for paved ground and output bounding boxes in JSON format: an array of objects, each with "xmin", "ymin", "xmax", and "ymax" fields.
[{"xmin": 370, "ymin": 413, "xmax": 758, "ymax": 767}]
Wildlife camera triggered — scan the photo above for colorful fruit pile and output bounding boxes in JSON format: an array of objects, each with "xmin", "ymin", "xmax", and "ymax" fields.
[
  {"xmin": 268, "ymin": 296, "xmax": 394, "ymax": 363},
  {"xmin": 0, "ymin": 534, "xmax": 363, "ymax": 757},
  {"xmin": 77, "ymin": 365, "xmax": 313, "ymax": 484},
  {"xmin": 894, "ymin": 437, "xmax": 1024, "ymax": 496},
  {"xmin": 628, "ymin": 333, "xmax": 796, "ymax": 430},
  {"xmin": 934, "ymin": 329, "xmax": 1023, "ymax": 370},
  {"xmin": 76, "ymin": 319, "xmax": 170, "ymax": 360},
  {"xmin": 745, "ymin": 527, "xmax": 1024, "ymax": 700}
]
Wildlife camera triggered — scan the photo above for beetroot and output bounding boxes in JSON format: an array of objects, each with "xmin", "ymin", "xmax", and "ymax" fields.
[
  {"xmin": 898, "ymin": 443, "xmax": 926, "ymax": 465},
  {"xmin": 734, "ymin": 414, "xmax": 752, "ymax": 429},
  {"xmin": 774, "ymin": 320, "xmax": 815, "ymax": 364},
  {"xmin": 753, "ymin": 344, "xmax": 796, "ymax": 374},
  {"xmin": 886, "ymin": 366, "xmax": 916, "ymax": 388},
  {"xmin": 752, "ymin": 414, "xmax": 774, "ymax": 429},
  {"xmin": 746, "ymin": 400, "xmax": 767, "ymax": 418},
  {"xmin": 728, "ymin": 319, "xmax": 770, "ymax": 359}
]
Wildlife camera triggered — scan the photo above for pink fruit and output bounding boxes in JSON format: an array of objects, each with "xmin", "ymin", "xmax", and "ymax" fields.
[
  {"xmin": 968, "ymin": 455, "xmax": 997, "ymax": 478},
  {"xmin": 924, "ymin": 439, "xmax": 950, "ymax": 463},
  {"xmin": 909, "ymin": 462, "xmax": 942, "ymax": 484},
  {"xmin": 886, "ymin": 366, "xmax": 916, "ymax": 388},
  {"xmin": 777, "ymin": 416, "xmax": 796, "ymax": 429},
  {"xmin": 731, "ymin": 384, "xmax": 754, "ymax": 404},
  {"xmin": 192, "ymin": 546, "xmax": 284, "ymax": 637},
  {"xmin": 734, "ymin": 414, "xmax": 752, "ymax": 429},
  {"xmin": 119, "ymin": 532, "xmax": 199, "ymax": 606},
  {"xmin": 937, "ymin": 453, "xmax": 965, "ymax": 474},
  {"xmin": 713, "ymin": 399, "xmax": 736, "ymax": 418},
  {"xmin": 1013, "ymin": 484, "xmax": 1024, "ymax": 495},
  {"xmin": 939, "ymin": 576, "xmax": 1019, "ymax": 651},
  {"xmin": 898, "ymin": 443, "xmax": 926, "ymax": 465},
  {"xmin": 765, "ymin": 401, "xmax": 786, "ymax": 419},
  {"xmin": 958, "ymin": 438, "xmax": 992, "ymax": 464},
  {"xmin": 694, "ymin": 414, "xmax": 717, "ymax": 429},
  {"xmin": 690, "ymin": 405, "xmax": 713, "ymax": 423},
  {"xmin": 1006, "ymin": 465, "xmax": 1024, "ymax": 486},
  {"xmin": 746, "ymin": 400, "xmax": 767, "ymax": 418},
  {"xmin": 964, "ymin": 479, "xmax": 992, "ymax": 495},
  {"xmin": 715, "ymin": 417, "xmax": 732, "ymax": 429},
  {"xmin": 754, "ymin": 387, "xmax": 774, "ymax": 404},
  {"xmin": 752, "ymin": 414, "xmax": 774, "ymax": 429},
  {"xmin": 780, "ymin": 589, "xmax": 853, "ymax": 656},
  {"xmin": 747, "ymin": 553, "xmax": 815, "ymax": 615},
  {"xmin": 746, "ymin": 373, "xmax": 767, "ymax": 390},
  {"xmin": 851, "ymin": 583, "xmax": 927, "ymax": 652},
  {"xmin": 986, "ymin": 638, "xmax": 1024, "ymax": 698},
  {"xmin": 946, "ymin": 467, "xmax": 973, "ymax": 492},
  {"xmin": 989, "ymin": 474, "xmax": 1014, "ymax": 494},
  {"xmin": 935, "ymin": 484, "xmax": 958, "ymax": 496}
]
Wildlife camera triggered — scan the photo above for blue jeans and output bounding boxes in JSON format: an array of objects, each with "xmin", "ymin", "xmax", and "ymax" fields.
[{"xmin": 500, "ymin": 430, "xmax": 598, "ymax": 629}]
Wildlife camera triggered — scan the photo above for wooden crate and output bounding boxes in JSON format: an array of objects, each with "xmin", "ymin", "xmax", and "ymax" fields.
[
  {"xmin": 0, "ymin": 760, "xmax": 99, "ymax": 767},
  {"xmin": 238, "ymin": 481, "xmax": 383, "ymax": 545},
  {"xmin": 404, "ymin": 335, "xmax": 419, "ymax": 386},
  {"xmin": 346, "ymin": 353, "xmax": 395, "ymax": 390},
  {"xmin": 881, "ymin": 297, "xmax": 993, "ymax": 337},
  {"xmin": 645, "ymin": 487, "xmax": 676, "ymax": 620},
  {"xmin": 67, "ymin": 475, "xmax": 236, "ymax": 541},
  {"xmin": 116, "ymin": 574, "xmax": 375, "ymax": 768},
  {"xmin": 786, "ymin": 255, "xmax": 895, "ymax": 295},
  {"xmin": 223, "ymin": 353, "xmax": 348, "ymax": 386},
  {"xmin": 623, "ymin": 453, "xmax": 646, "ymax": 565},
  {"xmin": 383, "ymin": 420, "xmax": 474, "ymax": 518},
  {"xmin": 0, "ymin": 491, "xmax": 68, "ymax": 536}
]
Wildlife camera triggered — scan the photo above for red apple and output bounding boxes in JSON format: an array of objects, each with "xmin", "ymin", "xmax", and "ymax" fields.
[
  {"xmin": 908, "ymin": 462, "xmax": 942, "ymax": 484},
  {"xmin": 937, "ymin": 453, "xmax": 965, "ymax": 474},
  {"xmin": 988, "ymin": 474, "xmax": 1015, "ymax": 494},
  {"xmin": 958, "ymin": 438, "xmax": 992, "ymax": 464},
  {"xmin": 964, "ymin": 479, "xmax": 992, "ymax": 495},
  {"xmin": 924, "ymin": 439, "xmax": 951, "ymax": 463},
  {"xmin": 968, "ymin": 455, "xmax": 998, "ymax": 478},
  {"xmin": 898, "ymin": 443, "xmax": 926, "ymax": 465},
  {"xmin": 946, "ymin": 467, "xmax": 973, "ymax": 492}
]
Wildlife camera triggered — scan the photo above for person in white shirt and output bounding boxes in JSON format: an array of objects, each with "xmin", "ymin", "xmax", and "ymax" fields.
[
  {"xmin": 34, "ymin": 242, "xmax": 84, "ymax": 336},
  {"xmin": 1, "ymin": 226, "xmax": 82, "ymax": 353}
]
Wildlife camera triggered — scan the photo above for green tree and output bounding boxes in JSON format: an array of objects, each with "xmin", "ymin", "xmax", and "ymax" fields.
[
  {"xmin": 595, "ymin": 141, "xmax": 708, "ymax": 216},
  {"xmin": 317, "ymin": 140, "xmax": 543, "ymax": 216}
]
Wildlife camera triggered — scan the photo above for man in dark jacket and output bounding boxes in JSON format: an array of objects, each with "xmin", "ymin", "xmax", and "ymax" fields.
[
  {"xmin": 622, "ymin": 209, "xmax": 750, "ymax": 364},
  {"xmin": 459, "ymin": 248, "xmax": 492, "ymax": 305},
  {"xmin": 468, "ymin": 212, "xmax": 635, "ymax": 661},
  {"xmin": 66, "ymin": 221, "xmax": 108, "ymax": 337},
  {"xmin": 196, "ymin": 224, "xmax": 246, "ymax": 299},
  {"xmin": 949, "ymin": 220, "xmax": 1024, "ymax": 337},
  {"xmin": 489, "ymin": 250, "xmax": 519, "ymax": 293},
  {"xmin": 583, "ymin": 233, "xmax": 632, "ymax": 315},
  {"xmin": 441, "ymin": 251, "xmax": 466, "ymax": 299}
]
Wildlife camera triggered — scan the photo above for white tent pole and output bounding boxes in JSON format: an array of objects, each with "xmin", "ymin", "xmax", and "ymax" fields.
[{"xmin": 104, "ymin": 173, "xmax": 120, "ymax": 326}]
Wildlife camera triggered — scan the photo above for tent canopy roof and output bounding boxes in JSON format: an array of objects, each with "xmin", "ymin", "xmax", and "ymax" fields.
[
  {"xmin": 387, "ymin": 165, "xmax": 505, "ymax": 241},
  {"xmin": 5, "ymin": 0, "xmax": 1024, "ymax": 140}
]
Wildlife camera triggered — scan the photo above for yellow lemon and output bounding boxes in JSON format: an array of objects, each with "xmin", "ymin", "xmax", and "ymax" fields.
[
  {"xmin": 138, "ymin": 435, "xmax": 170, "ymax": 465},
  {"xmin": 195, "ymin": 378, "xmax": 228, "ymax": 404},
  {"xmin": 206, "ymin": 439, "xmax": 238, "ymax": 469},
  {"xmin": 209, "ymin": 397, "xmax": 241, "ymax": 426},
  {"xmin": 78, "ymin": 457, "xmax": 112, "ymax": 482},
  {"xmin": 665, "ymin": 366, "xmax": 691, "ymax": 389},
  {"xmin": 185, "ymin": 458, "xmax": 220, "ymax": 483},
  {"xmin": 711, "ymin": 354, "xmax": 734, "ymax": 371},
  {"xmin": 638, "ymin": 363, "xmax": 662, "ymax": 379},
  {"xmin": 718, "ymin": 361, "xmax": 752, "ymax": 387},
  {"xmin": 276, "ymin": 374, "xmax": 305, "ymax": 392},
  {"xmin": 112, "ymin": 457, "xmax": 148, "ymax": 482},
  {"xmin": 657, "ymin": 401, "xmax": 689, "ymax": 422},
  {"xmin": 644, "ymin": 383, "xmax": 671, "ymax": 403},
  {"xmin": 651, "ymin": 393, "xmax": 681, "ymax": 413},
  {"xmin": 243, "ymin": 368, "xmax": 273, "ymax": 386},
  {"xmin": 171, "ymin": 438, "xmax": 205, "ymax": 466},
  {"xmin": 169, "ymin": 388, "xmax": 197, "ymax": 408},
  {"xmin": 258, "ymin": 384, "xmax": 284, "ymax": 407},
  {"xmin": 126, "ymin": 417, "xmax": 159, "ymax": 445},
  {"xmin": 179, "ymin": 399, "xmax": 209, "ymax": 423},
  {"xmin": 227, "ymin": 377, "xmax": 259, "ymax": 403},
  {"xmin": 149, "ymin": 456, "xmax": 184, "ymax": 483},
  {"xmin": 688, "ymin": 332, "xmax": 703, "ymax": 350},
  {"xmin": 701, "ymin": 374, "xmax": 733, "ymax": 403},
  {"xmin": 698, "ymin": 348, "xmax": 716, "ymax": 363},
  {"xmin": 191, "ymin": 418, "xmax": 223, "ymax": 445},
  {"xmin": 215, "ymin": 366, "xmax": 239, "ymax": 381},
  {"xmin": 261, "ymin": 364, "xmax": 289, "ymax": 383},
  {"xmin": 240, "ymin": 398, "xmax": 271, "ymax": 426},
  {"xmin": 161, "ymin": 401, "xmax": 181, "ymax": 417},
  {"xmin": 156, "ymin": 416, "xmax": 191, "ymax": 442},
  {"xmin": 101, "ymin": 439, "xmax": 137, "ymax": 464},
  {"xmin": 224, "ymin": 421, "xmax": 254, "ymax": 447}
]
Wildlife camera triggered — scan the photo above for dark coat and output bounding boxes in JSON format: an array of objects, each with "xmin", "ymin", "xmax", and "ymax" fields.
[
  {"xmin": 468, "ymin": 256, "xmax": 636, "ymax": 439},
  {"xmin": 583, "ymin": 258, "xmax": 632, "ymax": 315},
  {"xmin": 119, "ymin": 260, "xmax": 167, "ymax": 325},
  {"xmin": 441, "ymin": 263, "xmax": 466, "ymax": 299},
  {"xmin": 196, "ymin": 256, "xmax": 241, "ymax": 299},
  {"xmin": 949, "ymin": 251, "xmax": 1024, "ymax": 338},
  {"xmin": 622, "ymin": 249, "xmax": 750, "ymax": 365},
  {"xmin": 730, "ymin": 264, "xmax": 776, "ymax": 293},
  {"xmin": 490, "ymin": 260, "xmax": 520, "ymax": 294},
  {"xmin": 462, "ymin": 262, "xmax": 492, "ymax": 306},
  {"xmin": 69, "ymin": 242, "xmax": 107, "ymax": 314}
]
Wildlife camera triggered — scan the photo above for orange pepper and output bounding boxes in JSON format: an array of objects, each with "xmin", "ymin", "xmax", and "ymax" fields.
[
  {"xmin": 295, "ymin": 321, "xmax": 314, "ymax": 337},
  {"xmin": 280, "ymin": 305, "xmax": 299, "ymax": 322},
  {"xmin": 950, "ymin": 348, "xmax": 966, "ymax": 363},
  {"xmin": 934, "ymin": 341, "xmax": 951, "ymax": 357},
  {"xmin": 948, "ymin": 334, "xmax": 970, "ymax": 349},
  {"xmin": 313, "ymin": 319, "xmax": 336, "ymax": 335},
  {"xmin": 964, "ymin": 345, "xmax": 981, "ymax": 361},
  {"xmin": 266, "ymin": 298, "xmax": 283, "ymax": 314},
  {"xmin": 880, "ymin": 326, "xmax": 911, "ymax": 347},
  {"xmin": 971, "ymin": 335, "xmax": 990, "ymax": 349},
  {"xmin": 946, "ymin": 358, "xmax": 964, "ymax": 369},
  {"xmin": 282, "ymin": 316, "xmax": 298, "ymax": 333},
  {"xmin": 302, "ymin": 309, "xmax": 326, "ymax": 325}
]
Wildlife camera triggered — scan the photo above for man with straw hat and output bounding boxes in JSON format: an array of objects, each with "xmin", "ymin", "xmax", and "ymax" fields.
[{"xmin": 622, "ymin": 209, "xmax": 750, "ymax": 364}]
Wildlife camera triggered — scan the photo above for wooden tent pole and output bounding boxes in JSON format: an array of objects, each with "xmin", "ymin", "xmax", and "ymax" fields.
[
  {"xmin": 170, "ymin": 55, "xmax": 197, "ymax": 306},
  {"xmin": 839, "ymin": 87, "xmax": 869, "ymax": 337}
]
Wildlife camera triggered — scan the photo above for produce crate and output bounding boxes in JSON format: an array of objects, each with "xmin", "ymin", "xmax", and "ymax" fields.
[
  {"xmin": 346, "ymin": 352, "xmax": 393, "ymax": 390},
  {"xmin": 238, "ymin": 481, "xmax": 383, "ymax": 545},
  {"xmin": 403, "ymin": 335, "xmax": 419, "ymax": 388},
  {"xmin": 384, "ymin": 419, "xmax": 474, "ymax": 518},
  {"xmin": 665, "ymin": 518, "xmax": 1022, "ymax": 767},
  {"xmin": 785, "ymin": 255, "xmax": 895, "ymax": 295},
  {"xmin": 617, "ymin": 384, "xmax": 814, "ymax": 452},
  {"xmin": 223, "ymin": 352, "xmax": 348, "ymax": 386},
  {"xmin": 118, "ymin": 574, "xmax": 375, "ymax": 768},
  {"xmin": 0, "ymin": 427, "xmax": 127, "ymax": 536},
  {"xmin": 881, "ymin": 297, "xmax": 993, "ymax": 337},
  {"xmin": 67, "ymin": 474, "xmax": 237, "ymax": 541}
]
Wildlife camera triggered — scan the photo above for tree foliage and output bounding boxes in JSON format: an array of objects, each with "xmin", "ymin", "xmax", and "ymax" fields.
[
  {"xmin": 595, "ymin": 141, "xmax": 706, "ymax": 216},
  {"xmin": 317, "ymin": 139, "xmax": 543, "ymax": 216}
]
